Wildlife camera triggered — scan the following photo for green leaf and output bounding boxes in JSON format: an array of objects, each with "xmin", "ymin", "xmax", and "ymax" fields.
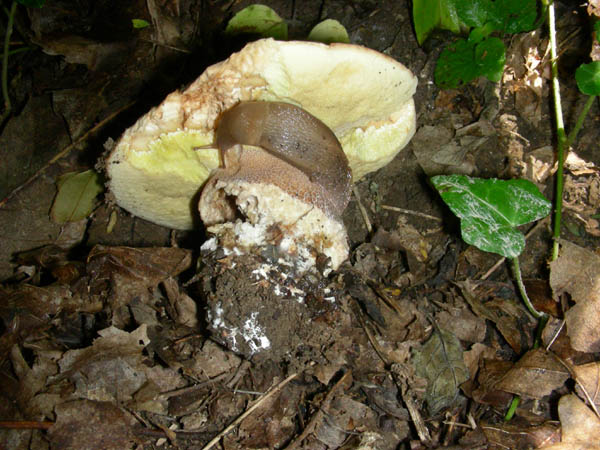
[
  {"xmin": 51, "ymin": 170, "xmax": 104, "ymax": 223},
  {"xmin": 132, "ymin": 19, "xmax": 151, "ymax": 29},
  {"xmin": 454, "ymin": 0, "xmax": 491, "ymax": 28},
  {"xmin": 413, "ymin": 0, "xmax": 461, "ymax": 45},
  {"xmin": 474, "ymin": 37, "xmax": 505, "ymax": 82},
  {"xmin": 16, "ymin": 0, "xmax": 45, "ymax": 7},
  {"xmin": 431, "ymin": 175, "xmax": 551, "ymax": 258},
  {"xmin": 595, "ymin": 21, "xmax": 600, "ymax": 44},
  {"xmin": 412, "ymin": 328, "xmax": 469, "ymax": 415},
  {"xmin": 487, "ymin": 0, "xmax": 538, "ymax": 34},
  {"xmin": 575, "ymin": 62, "xmax": 600, "ymax": 96},
  {"xmin": 225, "ymin": 4, "xmax": 288, "ymax": 40},
  {"xmin": 435, "ymin": 39, "xmax": 479, "ymax": 89},
  {"xmin": 307, "ymin": 19, "xmax": 349, "ymax": 44}
]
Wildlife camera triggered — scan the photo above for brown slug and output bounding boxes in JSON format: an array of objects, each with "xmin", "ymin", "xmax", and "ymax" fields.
[{"xmin": 214, "ymin": 101, "xmax": 352, "ymax": 217}]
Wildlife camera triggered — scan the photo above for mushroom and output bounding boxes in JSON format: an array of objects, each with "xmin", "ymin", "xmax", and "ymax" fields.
[{"xmin": 106, "ymin": 38, "xmax": 417, "ymax": 270}]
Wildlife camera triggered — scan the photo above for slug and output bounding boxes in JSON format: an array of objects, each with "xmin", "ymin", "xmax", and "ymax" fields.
[{"xmin": 214, "ymin": 101, "xmax": 352, "ymax": 216}]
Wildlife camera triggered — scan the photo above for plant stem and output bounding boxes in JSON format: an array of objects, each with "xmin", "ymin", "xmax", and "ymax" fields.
[
  {"xmin": 548, "ymin": 2, "xmax": 567, "ymax": 262},
  {"xmin": 511, "ymin": 257, "xmax": 545, "ymax": 320},
  {"xmin": 566, "ymin": 95, "xmax": 597, "ymax": 149},
  {"xmin": 0, "ymin": 1, "xmax": 17, "ymax": 127}
]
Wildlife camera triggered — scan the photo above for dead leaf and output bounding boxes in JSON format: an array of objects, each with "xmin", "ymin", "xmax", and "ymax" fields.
[
  {"xmin": 542, "ymin": 395, "xmax": 600, "ymax": 449},
  {"xmin": 48, "ymin": 399, "xmax": 140, "ymax": 449},
  {"xmin": 481, "ymin": 420, "xmax": 560, "ymax": 449},
  {"xmin": 574, "ymin": 362, "xmax": 600, "ymax": 410},
  {"xmin": 496, "ymin": 348, "xmax": 570, "ymax": 399},
  {"xmin": 411, "ymin": 327, "xmax": 469, "ymax": 414},
  {"xmin": 550, "ymin": 240, "xmax": 600, "ymax": 352}
]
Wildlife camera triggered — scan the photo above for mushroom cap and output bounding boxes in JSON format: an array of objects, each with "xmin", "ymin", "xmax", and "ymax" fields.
[{"xmin": 106, "ymin": 38, "xmax": 417, "ymax": 230}]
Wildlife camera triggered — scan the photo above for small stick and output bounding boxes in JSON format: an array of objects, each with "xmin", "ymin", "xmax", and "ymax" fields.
[
  {"xmin": 352, "ymin": 185, "xmax": 372, "ymax": 234},
  {"xmin": 0, "ymin": 101, "xmax": 135, "ymax": 209},
  {"xmin": 381, "ymin": 204, "xmax": 443, "ymax": 222},
  {"xmin": 201, "ymin": 372, "xmax": 297, "ymax": 450}
]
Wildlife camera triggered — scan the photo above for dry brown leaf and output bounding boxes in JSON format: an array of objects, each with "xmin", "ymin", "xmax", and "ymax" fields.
[
  {"xmin": 48, "ymin": 399, "xmax": 140, "ymax": 449},
  {"xmin": 481, "ymin": 420, "xmax": 560, "ymax": 449},
  {"xmin": 574, "ymin": 362, "xmax": 600, "ymax": 410},
  {"xmin": 550, "ymin": 240, "xmax": 600, "ymax": 352},
  {"xmin": 496, "ymin": 348, "xmax": 569, "ymax": 399},
  {"xmin": 542, "ymin": 395, "xmax": 600, "ymax": 449}
]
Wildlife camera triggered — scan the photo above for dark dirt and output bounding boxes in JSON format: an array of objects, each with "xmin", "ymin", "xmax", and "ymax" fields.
[{"xmin": 1, "ymin": 0, "xmax": 600, "ymax": 449}]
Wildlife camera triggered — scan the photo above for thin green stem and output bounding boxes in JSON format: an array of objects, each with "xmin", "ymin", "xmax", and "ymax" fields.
[
  {"xmin": 548, "ymin": 2, "xmax": 567, "ymax": 262},
  {"xmin": 0, "ymin": 1, "xmax": 17, "ymax": 126},
  {"xmin": 505, "ymin": 396, "xmax": 519, "ymax": 421},
  {"xmin": 566, "ymin": 95, "xmax": 597, "ymax": 149},
  {"xmin": 511, "ymin": 257, "xmax": 545, "ymax": 320}
]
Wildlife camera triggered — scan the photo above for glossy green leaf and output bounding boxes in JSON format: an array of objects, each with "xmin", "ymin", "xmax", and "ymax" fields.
[
  {"xmin": 16, "ymin": 0, "xmax": 45, "ymax": 7},
  {"xmin": 413, "ymin": 0, "xmax": 461, "ymax": 45},
  {"xmin": 412, "ymin": 328, "xmax": 469, "ymax": 415},
  {"xmin": 225, "ymin": 4, "xmax": 287, "ymax": 40},
  {"xmin": 454, "ymin": 0, "xmax": 491, "ymax": 28},
  {"xmin": 474, "ymin": 37, "xmax": 505, "ymax": 82},
  {"xmin": 132, "ymin": 19, "xmax": 150, "ymax": 29},
  {"xmin": 575, "ymin": 62, "xmax": 600, "ymax": 96},
  {"xmin": 307, "ymin": 19, "xmax": 349, "ymax": 44},
  {"xmin": 431, "ymin": 175, "xmax": 551, "ymax": 258},
  {"xmin": 51, "ymin": 170, "xmax": 104, "ymax": 223}
]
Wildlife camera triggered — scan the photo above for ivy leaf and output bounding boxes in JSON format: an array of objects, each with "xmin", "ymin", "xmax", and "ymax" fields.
[
  {"xmin": 307, "ymin": 19, "xmax": 349, "ymax": 44},
  {"xmin": 575, "ymin": 62, "xmax": 600, "ymax": 96},
  {"xmin": 413, "ymin": 0, "xmax": 461, "ymax": 45},
  {"xmin": 487, "ymin": 0, "xmax": 538, "ymax": 34},
  {"xmin": 474, "ymin": 37, "xmax": 505, "ymax": 82},
  {"xmin": 225, "ymin": 4, "xmax": 287, "ymax": 40},
  {"xmin": 412, "ymin": 328, "xmax": 469, "ymax": 415},
  {"xmin": 51, "ymin": 170, "xmax": 104, "ymax": 223},
  {"xmin": 431, "ymin": 175, "xmax": 551, "ymax": 258}
]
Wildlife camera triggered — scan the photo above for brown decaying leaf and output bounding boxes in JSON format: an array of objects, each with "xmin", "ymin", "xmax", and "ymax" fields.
[
  {"xmin": 471, "ymin": 359, "xmax": 514, "ymax": 408},
  {"xmin": 458, "ymin": 281, "xmax": 534, "ymax": 354},
  {"xmin": 542, "ymin": 395, "xmax": 600, "ymax": 449},
  {"xmin": 48, "ymin": 399, "xmax": 140, "ymax": 450},
  {"xmin": 574, "ymin": 362, "xmax": 600, "ymax": 410},
  {"xmin": 481, "ymin": 419, "xmax": 560, "ymax": 449},
  {"xmin": 550, "ymin": 240, "xmax": 600, "ymax": 352},
  {"xmin": 411, "ymin": 327, "xmax": 469, "ymax": 415},
  {"xmin": 496, "ymin": 348, "xmax": 570, "ymax": 399}
]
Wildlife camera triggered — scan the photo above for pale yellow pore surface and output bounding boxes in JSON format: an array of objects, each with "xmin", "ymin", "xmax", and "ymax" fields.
[{"xmin": 106, "ymin": 38, "xmax": 417, "ymax": 230}]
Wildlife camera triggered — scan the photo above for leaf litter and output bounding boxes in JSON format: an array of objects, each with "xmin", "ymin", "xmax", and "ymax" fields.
[{"xmin": 1, "ymin": 1, "xmax": 600, "ymax": 449}]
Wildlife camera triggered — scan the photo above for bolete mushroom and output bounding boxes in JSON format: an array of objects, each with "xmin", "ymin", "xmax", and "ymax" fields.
[{"xmin": 106, "ymin": 38, "xmax": 417, "ymax": 269}]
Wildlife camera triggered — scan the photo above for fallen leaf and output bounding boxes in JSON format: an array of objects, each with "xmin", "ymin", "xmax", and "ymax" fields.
[
  {"xmin": 496, "ymin": 348, "xmax": 570, "ymax": 399},
  {"xmin": 574, "ymin": 362, "xmax": 600, "ymax": 410},
  {"xmin": 48, "ymin": 399, "xmax": 140, "ymax": 449},
  {"xmin": 542, "ymin": 395, "xmax": 600, "ymax": 449},
  {"xmin": 51, "ymin": 170, "xmax": 104, "ymax": 223},
  {"xmin": 550, "ymin": 240, "xmax": 600, "ymax": 352},
  {"xmin": 411, "ymin": 327, "xmax": 469, "ymax": 414}
]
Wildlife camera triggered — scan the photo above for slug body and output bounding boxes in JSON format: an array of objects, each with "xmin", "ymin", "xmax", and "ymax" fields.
[{"xmin": 216, "ymin": 101, "xmax": 352, "ymax": 217}]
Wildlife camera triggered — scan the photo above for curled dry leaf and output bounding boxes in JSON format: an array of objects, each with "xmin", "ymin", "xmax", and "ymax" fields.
[{"xmin": 550, "ymin": 240, "xmax": 600, "ymax": 353}]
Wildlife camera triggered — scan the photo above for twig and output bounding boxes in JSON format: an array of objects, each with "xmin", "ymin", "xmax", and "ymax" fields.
[
  {"xmin": 545, "ymin": 319, "xmax": 565, "ymax": 352},
  {"xmin": 285, "ymin": 371, "xmax": 352, "ymax": 449},
  {"xmin": 0, "ymin": 100, "xmax": 135, "ymax": 209},
  {"xmin": 202, "ymin": 372, "xmax": 298, "ymax": 450},
  {"xmin": 0, "ymin": 1, "xmax": 17, "ymax": 127},
  {"xmin": 381, "ymin": 204, "xmax": 443, "ymax": 222},
  {"xmin": 352, "ymin": 185, "xmax": 372, "ymax": 234}
]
